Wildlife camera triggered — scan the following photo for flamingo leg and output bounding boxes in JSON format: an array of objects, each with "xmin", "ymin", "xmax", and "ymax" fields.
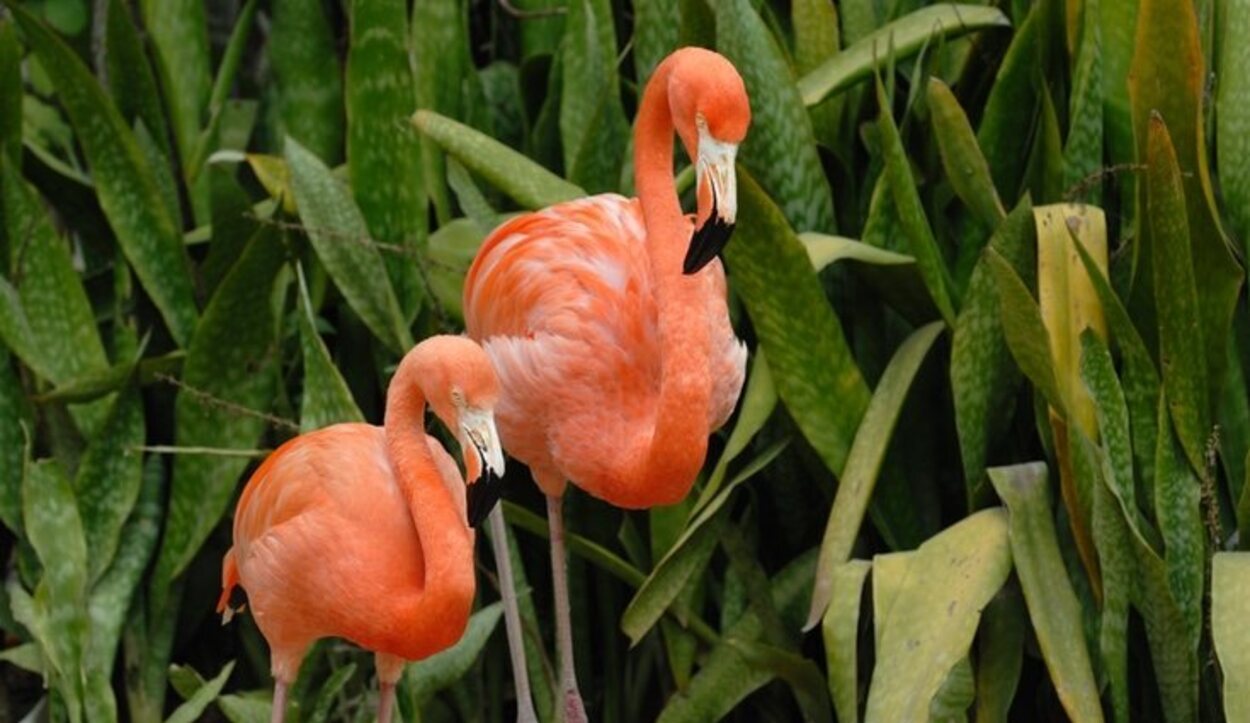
[
  {"xmin": 547, "ymin": 494, "xmax": 588, "ymax": 723},
  {"xmin": 271, "ymin": 680, "xmax": 289, "ymax": 723},
  {"xmin": 487, "ymin": 506, "xmax": 540, "ymax": 723},
  {"xmin": 376, "ymin": 652, "xmax": 406, "ymax": 723}
]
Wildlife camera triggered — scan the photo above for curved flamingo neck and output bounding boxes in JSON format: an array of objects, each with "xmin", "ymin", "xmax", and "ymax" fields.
[
  {"xmin": 633, "ymin": 53, "xmax": 711, "ymax": 495},
  {"xmin": 384, "ymin": 358, "xmax": 474, "ymax": 636}
]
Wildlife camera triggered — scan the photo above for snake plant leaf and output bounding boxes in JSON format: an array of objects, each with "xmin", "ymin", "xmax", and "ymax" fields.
[
  {"xmin": 73, "ymin": 383, "xmax": 144, "ymax": 584},
  {"xmin": 821, "ymin": 560, "xmax": 870, "ymax": 723},
  {"xmin": 633, "ymin": 0, "xmax": 679, "ymax": 86},
  {"xmin": 806, "ymin": 321, "xmax": 943, "ymax": 629},
  {"xmin": 1062, "ymin": 0, "xmax": 1103, "ymax": 204},
  {"xmin": 977, "ymin": 5, "xmax": 1040, "ymax": 203},
  {"xmin": 295, "ymin": 265, "xmax": 364, "ymax": 432},
  {"xmin": 184, "ymin": 0, "xmax": 260, "ymax": 182},
  {"xmin": 165, "ymin": 661, "xmax": 236, "ymax": 723},
  {"xmin": 285, "ymin": 137, "xmax": 412, "ymax": 354},
  {"xmin": 927, "ymin": 77, "xmax": 1005, "ymax": 231},
  {"xmin": 1152, "ymin": 393, "xmax": 1205, "ymax": 653},
  {"xmin": 985, "ymin": 248, "xmax": 1065, "ymax": 416},
  {"xmin": 8, "ymin": 4, "xmax": 199, "ymax": 348},
  {"xmin": 0, "ymin": 349, "xmax": 28, "ymax": 534},
  {"xmin": 716, "ymin": 0, "xmax": 836, "ymax": 233},
  {"xmin": 153, "ymin": 224, "xmax": 286, "ymax": 585},
  {"xmin": 988, "ymin": 463, "xmax": 1104, "ymax": 723},
  {"xmin": 974, "ymin": 586, "xmax": 1027, "ymax": 723},
  {"xmin": 138, "ymin": 0, "xmax": 209, "ymax": 165},
  {"xmin": 863, "ymin": 509, "xmax": 1013, "ymax": 723},
  {"xmin": 270, "ymin": 0, "xmax": 343, "ymax": 163},
  {"xmin": 104, "ymin": 0, "xmax": 171, "ymax": 160},
  {"xmin": 561, "ymin": 0, "xmax": 629, "ymax": 193},
  {"xmin": 347, "ymin": 0, "xmax": 426, "ymax": 319},
  {"xmin": 1213, "ymin": 552, "xmax": 1250, "ymax": 722},
  {"xmin": 414, "ymin": 110, "xmax": 584, "ymax": 210},
  {"xmin": 798, "ymin": 4, "xmax": 1010, "ymax": 107},
  {"xmin": 1218, "ymin": 0, "xmax": 1250, "ymax": 253}
]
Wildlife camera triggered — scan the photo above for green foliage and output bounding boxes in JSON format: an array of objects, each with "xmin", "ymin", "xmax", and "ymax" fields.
[{"xmin": 0, "ymin": 1, "xmax": 1246, "ymax": 722}]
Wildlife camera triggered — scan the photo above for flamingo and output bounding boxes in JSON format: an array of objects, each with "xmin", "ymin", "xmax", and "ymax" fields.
[
  {"xmin": 217, "ymin": 335, "xmax": 506, "ymax": 723},
  {"xmin": 463, "ymin": 47, "xmax": 750, "ymax": 721}
]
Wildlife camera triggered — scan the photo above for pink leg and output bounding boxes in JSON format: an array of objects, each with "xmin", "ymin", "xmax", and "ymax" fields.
[
  {"xmin": 271, "ymin": 680, "xmax": 289, "ymax": 723},
  {"xmin": 547, "ymin": 494, "xmax": 588, "ymax": 723},
  {"xmin": 488, "ymin": 506, "xmax": 540, "ymax": 723},
  {"xmin": 376, "ymin": 653, "xmax": 405, "ymax": 723}
]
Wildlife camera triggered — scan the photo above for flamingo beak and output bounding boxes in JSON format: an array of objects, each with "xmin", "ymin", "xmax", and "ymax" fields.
[
  {"xmin": 685, "ymin": 132, "xmax": 738, "ymax": 275},
  {"xmin": 461, "ymin": 409, "xmax": 505, "ymax": 528}
]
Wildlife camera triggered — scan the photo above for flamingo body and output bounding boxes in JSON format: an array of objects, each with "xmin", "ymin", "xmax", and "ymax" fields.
[{"xmin": 464, "ymin": 193, "xmax": 746, "ymax": 505}]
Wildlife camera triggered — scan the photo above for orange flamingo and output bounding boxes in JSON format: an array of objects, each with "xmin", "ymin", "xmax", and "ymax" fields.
[
  {"xmin": 463, "ymin": 48, "xmax": 750, "ymax": 721},
  {"xmin": 217, "ymin": 335, "xmax": 506, "ymax": 723}
]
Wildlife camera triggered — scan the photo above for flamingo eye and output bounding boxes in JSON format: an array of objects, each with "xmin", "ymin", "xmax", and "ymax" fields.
[{"xmin": 450, "ymin": 388, "xmax": 466, "ymax": 407}]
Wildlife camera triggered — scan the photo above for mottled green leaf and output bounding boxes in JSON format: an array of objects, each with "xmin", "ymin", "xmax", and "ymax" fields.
[
  {"xmin": 952, "ymin": 198, "xmax": 1034, "ymax": 507},
  {"xmin": 977, "ymin": 5, "xmax": 1040, "ymax": 201},
  {"xmin": 154, "ymin": 225, "xmax": 286, "ymax": 584},
  {"xmin": 105, "ymin": 0, "xmax": 172, "ymax": 160},
  {"xmin": 806, "ymin": 321, "xmax": 942, "ymax": 628},
  {"xmin": 285, "ymin": 137, "xmax": 412, "ymax": 354},
  {"xmin": 730, "ymin": 169, "xmax": 868, "ymax": 478},
  {"xmin": 1213, "ymin": 552, "xmax": 1250, "ymax": 722},
  {"xmin": 1218, "ymin": 0, "xmax": 1250, "ymax": 252},
  {"xmin": 716, "ymin": 0, "xmax": 836, "ymax": 232},
  {"xmin": 877, "ymin": 80, "xmax": 957, "ymax": 324},
  {"xmin": 185, "ymin": 0, "xmax": 260, "ymax": 182},
  {"xmin": 562, "ymin": 0, "xmax": 629, "ymax": 192},
  {"xmin": 165, "ymin": 661, "xmax": 235, "ymax": 723},
  {"xmin": 139, "ymin": 0, "xmax": 209, "ymax": 164},
  {"xmin": 404, "ymin": 602, "xmax": 503, "ymax": 704},
  {"xmin": 657, "ymin": 552, "xmax": 815, "ymax": 723},
  {"xmin": 864, "ymin": 509, "xmax": 1012, "ymax": 723},
  {"xmin": 269, "ymin": 0, "xmax": 343, "ymax": 163},
  {"xmin": 798, "ymin": 4, "xmax": 1010, "ymax": 106},
  {"xmin": 1152, "ymin": 393, "xmax": 1204, "ymax": 652},
  {"xmin": 928, "ymin": 77, "xmax": 1005, "ymax": 230},
  {"xmin": 296, "ymin": 265, "xmax": 363, "ymax": 432},
  {"xmin": 347, "ymin": 0, "xmax": 425, "ymax": 319},
  {"xmin": 1063, "ymin": 0, "xmax": 1103, "ymax": 203},
  {"xmin": 9, "ymin": 4, "xmax": 199, "ymax": 347},
  {"xmin": 73, "ymin": 384, "xmax": 144, "ymax": 583},
  {"xmin": 985, "ymin": 248, "xmax": 1065, "ymax": 415},
  {"xmin": 821, "ymin": 560, "xmax": 869, "ymax": 723},
  {"xmin": 414, "ymin": 110, "xmax": 584, "ymax": 210},
  {"xmin": 987, "ymin": 463, "xmax": 1103, "ymax": 723},
  {"xmin": 633, "ymin": 0, "xmax": 679, "ymax": 87},
  {"xmin": 0, "ymin": 349, "xmax": 27, "ymax": 533}
]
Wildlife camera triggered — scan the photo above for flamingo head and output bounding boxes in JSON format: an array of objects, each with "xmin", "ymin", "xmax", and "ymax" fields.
[{"xmin": 667, "ymin": 48, "xmax": 751, "ymax": 274}]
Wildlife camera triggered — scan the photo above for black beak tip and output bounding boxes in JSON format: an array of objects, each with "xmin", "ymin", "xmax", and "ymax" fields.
[
  {"xmin": 465, "ymin": 468, "xmax": 503, "ymax": 528},
  {"xmin": 684, "ymin": 218, "xmax": 736, "ymax": 275}
]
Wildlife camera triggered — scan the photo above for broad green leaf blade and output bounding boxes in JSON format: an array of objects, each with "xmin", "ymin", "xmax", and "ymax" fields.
[
  {"xmin": 1130, "ymin": 0, "xmax": 1244, "ymax": 419},
  {"xmin": 985, "ymin": 248, "xmax": 1065, "ymax": 415},
  {"xmin": 184, "ymin": 0, "xmax": 260, "ymax": 182},
  {"xmin": 270, "ymin": 0, "xmax": 343, "ymax": 163},
  {"xmin": 952, "ymin": 198, "xmax": 1034, "ymax": 507},
  {"xmin": 1, "ymin": 163, "xmax": 111, "ymax": 434},
  {"xmin": 1213, "ymin": 552, "xmax": 1250, "ymax": 722},
  {"xmin": 987, "ymin": 463, "xmax": 1104, "ymax": 723},
  {"xmin": 1218, "ymin": 0, "xmax": 1250, "ymax": 252},
  {"xmin": 105, "ymin": 0, "xmax": 172, "ymax": 160},
  {"xmin": 792, "ymin": 0, "xmax": 843, "ymax": 153},
  {"xmin": 285, "ymin": 137, "xmax": 412, "ymax": 354},
  {"xmin": 622, "ymin": 440, "xmax": 786, "ymax": 644},
  {"xmin": 716, "ymin": 0, "xmax": 836, "ymax": 232},
  {"xmin": 657, "ymin": 552, "xmax": 815, "ymax": 723},
  {"xmin": 806, "ymin": 321, "xmax": 943, "ymax": 628},
  {"xmin": 977, "ymin": 5, "xmax": 1040, "ymax": 201},
  {"xmin": 404, "ymin": 602, "xmax": 504, "ymax": 704},
  {"xmin": 296, "ymin": 265, "xmax": 364, "ymax": 431},
  {"xmin": 73, "ymin": 385, "xmax": 144, "ymax": 583},
  {"xmin": 1152, "ymin": 394, "xmax": 1204, "ymax": 652},
  {"xmin": 216, "ymin": 694, "xmax": 271, "ymax": 723},
  {"xmin": 927, "ymin": 78, "xmax": 1005, "ymax": 230},
  {"xmin": 562, "ymin": 0, "xmax": 629, "ymax": 192},
  {"xmin": 413, "ymin": 110, "xmax": 584, "ymax": 210},
  {"xmin": 974, "ymin": 587, "xmax": 1026, "ymax": 723},
  {"xmin": 1062, "ymin": 0, "xmax": 1103, "ymax": 203},
  {"xmin": 154, "ymin": 225, "xmax": 286, "ymax": 584},
  {"xmin": 729, "ymin": 168, "xmax": 869, "ymax": 478},
  {"xmin": 821, "ymin": 560, "xmax": 869, "ymax": 723},
  {"xmin": 797, "ymin": 233, "xmax": 915, "ymax": 271},
  {"xmin": 139, "ymin": 0, "xmax": 209, "ymax": 164},
  {"xmin": 347, "ymin": 0, "xmax": 426, "ymax": 319},
  {"xmin": 798, "ymin": 4, "xmax": 1010, "ymax": 106},
  {"xmin": 1145, "ymin": 116, "xmax": 1211, "ymax": 477},
  {"xmin": 864, "ymin": 509, "xmax": 1012, "ymax": 723},
  {"xmin": 728, "ymin": 639, "xmax": 832, "ymax": 723},
  {"xmin": 633, "ymin": 0, "xmax": 679, "ymax": 86},
  {"xmin": 877, "ymin": 80, "xmax": 957, "ymax": 324},
  {"xmin": 8, "ymin": 5, "xmax": 199, "ymax": 347},
  {"xmin": 23, "ymin": 458, "xmax": 88, "ymax": 721},
  {"xmin": 164, "ymin": 661, "xmax": 235, "ymax": 723}
]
